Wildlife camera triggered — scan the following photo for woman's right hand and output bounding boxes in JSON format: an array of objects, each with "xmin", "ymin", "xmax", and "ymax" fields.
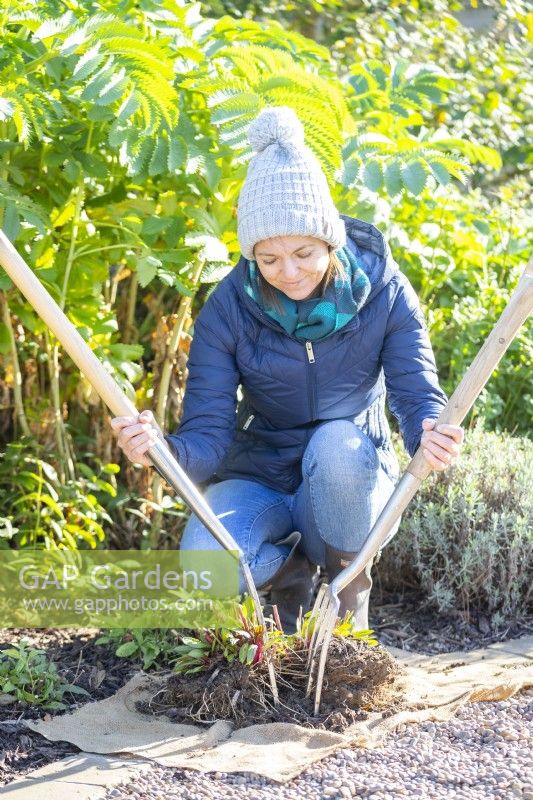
[{"xmin": 110, "ymin": 409, "xmax": 166, "ymax": 467}]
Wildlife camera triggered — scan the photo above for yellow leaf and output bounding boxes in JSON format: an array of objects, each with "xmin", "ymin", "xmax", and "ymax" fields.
[
  {"xmin": 35, "ymin": 247, "xmax": 55, "ymax": 269},
  {"xmin": 526, "ymin": 13, "xmax": 533, "ymax": 44},
  {"xmin": 4, "ymin": 362, "xmax": 14, "ymax": 387},
  {"xmin": 51, "ymin": 202, "xmax": 76, "ymax": 228}
]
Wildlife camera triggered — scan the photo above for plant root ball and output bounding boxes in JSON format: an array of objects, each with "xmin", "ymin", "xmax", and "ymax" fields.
[{"xmin": 136, "ymin": 637, "xmax": 404, "ymax": 732}]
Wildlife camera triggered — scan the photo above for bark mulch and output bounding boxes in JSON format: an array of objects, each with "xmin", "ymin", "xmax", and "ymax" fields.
[
  {"xmin": 371, "ymin": 590, "xmax": 532, "ymax": 654},
  {"xmin": 0, "ymin": 627, "xmax": 138, "ymax": 787}
]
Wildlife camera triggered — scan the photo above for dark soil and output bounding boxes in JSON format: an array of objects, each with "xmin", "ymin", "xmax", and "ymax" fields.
[
  {"xmin": 370, "ymin": 590, "xmax": 533, "ymax": 654},
  {"xmin": 0, "ymin": 723, "xmax": 79, "ymax": 785},
  {"xmin": 0, "ymin": 627, "xmax": 139, "ymax": 787},
  {"xmin": 0, "ymin": 627, "xmax": 139, "ymax": 722},
  {"xmin": 136, "ymin": 637, "xmax": 403, "ymax": 732}
]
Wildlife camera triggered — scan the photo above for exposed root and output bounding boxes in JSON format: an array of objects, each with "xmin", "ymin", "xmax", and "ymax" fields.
[{"xmin": 136, "ymin": 637, "xmax": 404, "ymax": 732}]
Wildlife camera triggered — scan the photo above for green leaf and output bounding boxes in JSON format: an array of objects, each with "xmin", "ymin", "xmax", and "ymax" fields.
[
  {"xmin": 109, "ymin": 343, "xmax": 144, "ymax": 361},
  {"xmin": 128, "ymin": 137, "xmax": 155, "ymax": 176},
  {"xmin": 43, "ymin": 700, "xmax": 67, "ymax": 710},
  {"xmin": 180, "ymin": 636, "xmax": 205, "ymax": 647},
  {"xmin": 107, "ymin": 121, "xmax": 130, "ymax": 148},
  {"xmin": 80, "ymin": 65, "xmax": 117, "ymax": 103},
  {"xmin": 472, "ymin": 219, "xmax": 490, "ymax": 236},
  {"xmin": 137, "ymin": 255, "xmax": 162, "ymax": 287},
  {"xmin": 340, "ymin": 157, "xmax": 361, "ymax": 188},
  {"xmin": 200, "ymin": 263, "xmax": 233, "ymax": 284},
  {"xmin": 0, "ymin": 323, "xmax": 11, "ymax": 355},
  {"xmin": 2, "ymin": 204, "xmax": 20, "ymax": 241},
  {"xmin": 117, "ymin": 91, "xmax": 140, "ymax": 121},
  {"xmin": 76, "ymin": 153, "xmax": 108, "ymax": 180},
  {"xmin": 73, "ymin": 45, "xmax": 105, "ymax": 80},
  {"xmin": 428, "ymin": 160, "xmax": 450, "ymax": 186},
  {"xmin": 238, "ymin": 643, "xmax": 249, "ymax": 663},
  {"xmin": 0, "ymin": 272, "xmax": 13, "ymax": 290},
  {"xmin": 96, "ymin": 70, "xmax": 129, "ymax": 107},
  {"xmin": 34, "ymin": 12, "xmax": 76, "ymax": 42},
  {"xmin": 149, "ymin": 137, "xmax": 169, "ymax": 176},
  {"xmin": 115, "ymin": 641, "xmax": 139, "ymax": 658},
  {"xmin": 384, "ymin": 160, "xmax": 403, "ymax": 196},
  {"xmin": 363, "ymin": 159, "xmax": 383, "ymax": 191},
  {"xmin": 168, "ymin": 135, "xmax": 187, "ymax": 172},
  {"xmin": 401, "ymin": 160, "xmax": 428, "ymax": 195},
  {"xmin": 62, "ymin": 683, "xmax": 91, "ymax": 696},
  {"xmin": 142, "ymin": 216, "xmax": 171, "ymax": 237},
  {"xmin": 245, "ymin": 643, "xmax": 258, "ymax": 665}
]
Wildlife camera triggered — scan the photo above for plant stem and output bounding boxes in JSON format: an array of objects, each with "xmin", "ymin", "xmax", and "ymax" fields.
[
  {"xmin": 44, "ymin": 329, "xmax": 72, "ymax": 482},
  {"xmin": 60, "ymin": 178, "xmax": 88, "ymax": 311},
  {"xmin": 150, "ymin": 257, "xmax": 204, "ymax": 547},
  {"xmin": 49, "ymin": 124, "xmax": 93, "ymax": 480},
  {"xmin": 1, "ymin": 294, "xmax": 31, "ymax": 437},
  {"xmin": 124, "ymin": 270, "xmax": 138, "ymax": 344},
  {"xmin": 155, "ymin": 257, "xmax": 204, "ymax": 427},
  {"xmin": 72, "ymin": 243, "xmax": 133, "ymax": 260},
  {"xmin": 0, "ymin": 121, "xmax": 8, "ymax": 227}
]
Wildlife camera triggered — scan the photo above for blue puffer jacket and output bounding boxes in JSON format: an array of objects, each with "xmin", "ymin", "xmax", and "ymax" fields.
[{"xmin": 166, "ymin": 214, "xmax": 448, "ymax": 494}]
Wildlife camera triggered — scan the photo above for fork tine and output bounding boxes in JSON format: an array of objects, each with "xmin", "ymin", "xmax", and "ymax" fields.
[
  {"xmin": 305, "ymin": 584, "xmax": 340, "ymax": 705},
  {"xmin": 305, "ymin": 600, "xmax": 328, "ymax": 691},
  {"xmin": 305, "ymin": 583, "xmax": 329, "ymax": 669},
  {"xmin": 312, "ymin": 606, "xmax": 337, "ymax": 715}
]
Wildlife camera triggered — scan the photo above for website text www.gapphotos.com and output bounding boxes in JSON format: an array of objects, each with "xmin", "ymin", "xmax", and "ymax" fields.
[{"xmin": 21, "ymin": 594, "xmax": 214, "ymax": 615}]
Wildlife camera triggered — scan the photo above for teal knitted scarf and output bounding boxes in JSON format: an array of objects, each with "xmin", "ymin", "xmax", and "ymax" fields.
[{"xmin": 244, "ymin": 246, "xmax": 371, "ymax": 342}]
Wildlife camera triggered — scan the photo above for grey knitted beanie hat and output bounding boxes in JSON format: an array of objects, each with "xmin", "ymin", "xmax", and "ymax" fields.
[{"xmin": 237, "ymin": 106, "xmax": 346, "ymax": 260}]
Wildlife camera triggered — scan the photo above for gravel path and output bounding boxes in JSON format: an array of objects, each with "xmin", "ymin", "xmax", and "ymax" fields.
[{"xmin": 102, "ymin": 691, "xmax": 532, "ymax": 800}]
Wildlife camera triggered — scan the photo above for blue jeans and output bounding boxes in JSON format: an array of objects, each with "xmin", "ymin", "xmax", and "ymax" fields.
[{"xmin": 180, "ymin": 420, "xmax": 401, "ymax": 594}]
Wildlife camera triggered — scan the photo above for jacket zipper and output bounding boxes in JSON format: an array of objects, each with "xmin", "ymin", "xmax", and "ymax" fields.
[
  {"xmin": 242, "ymin": 414, "xmax": 255, "ymax": 431},
  {"xmin": 305, "ymin": 340, "xmax": 317, "ymax": 419}
]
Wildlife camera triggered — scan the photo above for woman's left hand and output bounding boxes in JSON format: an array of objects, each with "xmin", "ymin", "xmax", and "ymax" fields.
[{"xmin": 420, "ymin": 418, "xmax": 464, "ymax": 471}]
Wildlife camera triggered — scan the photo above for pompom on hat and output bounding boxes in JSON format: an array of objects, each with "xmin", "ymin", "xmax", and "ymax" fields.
[{"xmin": 237, "ymin": 106, "xmax": 346, "ymax": 260}]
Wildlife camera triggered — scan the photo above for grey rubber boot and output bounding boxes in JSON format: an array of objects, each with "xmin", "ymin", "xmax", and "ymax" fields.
[
  {"xmin": 324, "ymin": 544, "xmax": 373, "ymax": 630},
  {"xmin": 259, "ymin": 531, "xmax": 316, "ymax": 634}
]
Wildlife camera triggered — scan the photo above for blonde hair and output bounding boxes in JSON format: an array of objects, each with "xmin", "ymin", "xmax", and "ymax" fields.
[{"xmin": 256, "ymin": 245, "xmax": 345, "ymax": 312}]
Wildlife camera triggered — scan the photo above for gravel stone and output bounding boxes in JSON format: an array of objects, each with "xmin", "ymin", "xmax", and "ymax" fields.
[{"xmin": 100, "ymin": 692, "xmax": 532, "ymax": 800}]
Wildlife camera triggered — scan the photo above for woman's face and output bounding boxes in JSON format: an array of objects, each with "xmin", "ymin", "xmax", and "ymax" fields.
[{"xmin": 253, "ymin": 235, "xmax": 329, "ymax": 301}]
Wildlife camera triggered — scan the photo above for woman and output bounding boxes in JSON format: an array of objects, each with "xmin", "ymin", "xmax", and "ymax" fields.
[{"xmin": 111, "ymin": 106, "xmax": 464, "ymax": 632}]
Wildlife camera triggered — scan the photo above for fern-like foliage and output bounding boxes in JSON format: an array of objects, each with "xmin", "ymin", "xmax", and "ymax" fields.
[
  {"xmin": 183, "ymin": 43, "xmax": 354, "ymax": 184},
  {"xmin": 0, "ymin": 178, "xmax": 48, "ymax": 240},
  {"xmin": 0, "ymin": 6, "xmax": 186, "ymax": 175},
  {"xmin": 341, "ymin": 59, "xmax": 501, "ymax": 196},
  {"xmin": 63, "ymin": 15, "xmax": 179, "ymax": 132}
]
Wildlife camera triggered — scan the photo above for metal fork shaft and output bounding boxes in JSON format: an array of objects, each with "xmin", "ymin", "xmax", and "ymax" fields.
[{"xmin": 149, "ymin": 439, "xmax": 244, "ymax": 557}]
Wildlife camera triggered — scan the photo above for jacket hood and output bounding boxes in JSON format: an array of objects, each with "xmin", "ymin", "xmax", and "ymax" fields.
[{"xmin": 229, "ymin": 214, "xmax": 398, "ymax": 317}]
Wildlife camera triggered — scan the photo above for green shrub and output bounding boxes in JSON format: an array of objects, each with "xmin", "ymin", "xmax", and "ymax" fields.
[
  {"xmin": 0, "ymin": 638, "xmax": 90, "ymax": 709},
  {"xmin": 0, "ymin": 441, "xmax": 115, "ymax": 549},
  {"xmin": 376, "ymin": 425, "xmax": 532, "ymax": 624},
  {"xmin": 95, "ymin": 627, "xmax": 184, "ymax": 670}
]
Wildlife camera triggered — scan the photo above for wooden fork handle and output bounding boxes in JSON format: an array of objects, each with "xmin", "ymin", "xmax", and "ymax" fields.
[{"xmin": 408, "ymin": 255, "xmax": 533, "ymax": 480}]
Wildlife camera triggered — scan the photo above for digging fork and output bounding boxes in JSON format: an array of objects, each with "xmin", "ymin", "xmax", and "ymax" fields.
[
  {"xmin": 0, "ymin": 230, "xmax": 280, "ymax": 706},
  {"xmin": 306, "ymin": 254, "xmax": 533, "ymax": 715}
]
